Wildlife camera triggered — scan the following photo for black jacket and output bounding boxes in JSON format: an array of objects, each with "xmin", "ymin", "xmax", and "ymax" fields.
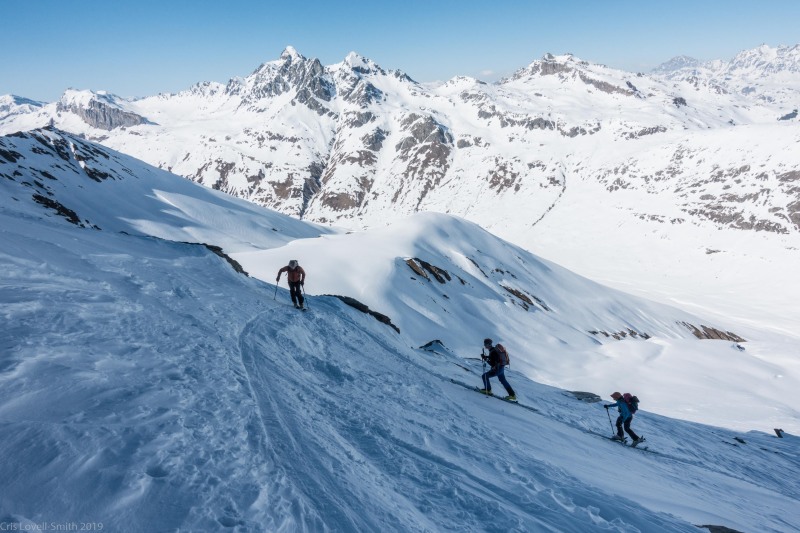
[{"xmin": 483, "ymin": 346, "xmax": 504, "ymax": 369}]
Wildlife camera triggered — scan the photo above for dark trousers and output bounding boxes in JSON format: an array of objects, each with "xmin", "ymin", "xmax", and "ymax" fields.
[
  {"xmin": 616, "ymin": 416, "xmax": 639, "ymax": 440},
  {"xmin": 288, "ymin": 281, "xmax": 304, "ymax": 306},
  {"xmin": 482, "ymin": 365, "xmax": 515, "ymax": 396}
]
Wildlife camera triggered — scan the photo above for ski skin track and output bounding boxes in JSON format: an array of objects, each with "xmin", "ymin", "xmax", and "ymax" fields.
[{"xmin": 450, "ymin": 378, "xmax": 666, "ymax": 454}]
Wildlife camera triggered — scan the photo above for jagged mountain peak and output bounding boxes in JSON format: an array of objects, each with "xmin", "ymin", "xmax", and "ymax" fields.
[
  {"xmin": 344, "ymin": 50, "xmax": 367, "ymax": 66},
  {"xmin": 234, "ymin": 48, "xmax": 332, "ymax": 108},
  {"xmin": 651, "ymin": 43, "xmax": 800, "ymax": 108},
  {"xmin": 652, "ymin": 55, "xmax": 700, "ymax": 73},
  {"xmin": 728, "ymin": 43, "xmax": 800, "ymax": 73},
  {"xmin": 247, "ymin": 47, "xmax": 318, "ymax": 80},
  {"xmin": 280, "ymin": 45, "xmax": 305, "ymax": 62},
  {"xmin": 504, "ymin": 52, "xmax": 606, "ymax": 82},
  {"xmin": 183, "ymin": 80, "xmax": 227, "ymax": 98},
  {"xmin": 333, "ymin": 51, "xmax": 386, "ymax": 78},
  {"xmin": 439, "ymin": 75, "xmax": 486, "ymax": 89}
]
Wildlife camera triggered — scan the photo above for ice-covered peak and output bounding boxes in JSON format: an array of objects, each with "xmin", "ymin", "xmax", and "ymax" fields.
[
  {"xmin": 344, "ymin": 51, "xmax": 367, "ymax": 67},
  {"xmin": 340, "ymin": 51, "xmax": 386, "ymax": 77},
  {"xmin": 280, "ymin": 45, "xmax": 304, "ymax": 62}
]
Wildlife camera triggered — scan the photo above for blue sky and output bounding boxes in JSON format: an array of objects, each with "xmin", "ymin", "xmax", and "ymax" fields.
[{"xmin": 3, "ymin": 0, "xmax": 799, "ymax": 102}]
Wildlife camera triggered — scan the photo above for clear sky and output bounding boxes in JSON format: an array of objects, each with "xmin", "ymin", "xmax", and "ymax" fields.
[{"xmin": 2, "ymin": 0, "xmax": 799, "ymax": 102}]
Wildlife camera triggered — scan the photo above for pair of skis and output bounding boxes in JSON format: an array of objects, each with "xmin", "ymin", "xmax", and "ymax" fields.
[
  {"xmin": 274, "ymin": 279, "xmax": 309, "ymax": 311},
  {"xmin": 599, "ymin": 433, "xmax": 649, "ymax": 451},
  {"xmin": 449, "ymin": 379, "xmax": 539, "ymax": 413}
]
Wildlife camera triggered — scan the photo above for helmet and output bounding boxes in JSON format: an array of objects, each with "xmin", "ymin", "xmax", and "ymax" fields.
[
  {"xmin": 610, "ymin": 392, "xmax": 622, "ymax": 400},
  {"xmin": 483, "ymin": 338, "xmax": 493, "ymax": 347},
  {"xmin": 288, "ymin": 260, "xmax": 298, "ymax": 268}
]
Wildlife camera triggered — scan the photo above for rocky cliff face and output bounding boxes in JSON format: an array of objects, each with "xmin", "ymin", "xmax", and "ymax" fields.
[{"xmin": 56, "ymin": 93, "xmax": 152, "ymax": 130}]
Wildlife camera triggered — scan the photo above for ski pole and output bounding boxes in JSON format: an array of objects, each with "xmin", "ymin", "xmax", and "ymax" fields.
[
  {"xmin": 301, "ymin": 284, "xmax": 309, "ymax": 309},
  {"xmin": 274, "ymin": 276, "xmax": 280, "ymax": 300},
  {"xmin": 481, "ymin": 347, "xmax": 486, "ymax": 388},
  {"xmin": 605, "ymin": 405, "xmax": 615, "ymax": 434}
]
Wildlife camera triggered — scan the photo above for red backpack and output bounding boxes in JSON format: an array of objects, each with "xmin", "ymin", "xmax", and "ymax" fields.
[
  {"xmin": 495, "ymin": 344, "xmax": 510, "ymax": 367},
  {"xmin": 623, "ymin": 393, "xmax": 640, "ymax": 413}
]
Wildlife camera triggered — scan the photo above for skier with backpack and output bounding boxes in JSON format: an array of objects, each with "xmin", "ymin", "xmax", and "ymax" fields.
[
  {"xmin": 479, "ymin": 338, "xmax": 516, "ymax": 401},
  {"xmin": 276, "ymin": 259, "xmax": 306, "ymax": 309},
  {"xmin": 605, "ymin": 392, "xmax": 644, "ymax": 446}
]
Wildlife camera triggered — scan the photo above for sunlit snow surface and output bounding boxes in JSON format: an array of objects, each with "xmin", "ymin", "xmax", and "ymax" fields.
[{"xmin": 1, "ymin": 130, "xmax": 798, "ymax": 531}]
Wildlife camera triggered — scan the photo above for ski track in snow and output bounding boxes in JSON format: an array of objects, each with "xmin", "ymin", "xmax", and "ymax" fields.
[{"xmin": 236, "ymin": 300, "xmax": 704, "ymax": 532}]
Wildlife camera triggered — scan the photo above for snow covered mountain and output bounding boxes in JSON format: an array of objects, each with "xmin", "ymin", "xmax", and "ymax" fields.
[
  {"xmin": 3, "ymin": 45, "xmax": 798, "ymax": 233},
  {"xmin": 0, "ymin": 94, "xmax": 44, "ymax": 121},
  {"xmin": 655, "ymin": 44, "xmax": 800, "ymax": 108},
  {"xmin": 2, "ymin": 128, "xmax": 799, "ymax": 531},
  {"xmin": 2, "ymin": 45, "xmax": 799, "ymax": 338}
]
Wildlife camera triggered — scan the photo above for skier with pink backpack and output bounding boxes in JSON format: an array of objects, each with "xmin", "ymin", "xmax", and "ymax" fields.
[{"xmin": 605, "ymin": 391, "xmax": 645, "ymax": 446}]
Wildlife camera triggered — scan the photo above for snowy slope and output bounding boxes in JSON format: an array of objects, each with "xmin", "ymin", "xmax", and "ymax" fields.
[
  {"xmin": 234, "ymin": 211, "xmax": 800, "ymax": 435},
  {"xmin": 2, "ymin": 129, "xmax": 799, "ymax": 532},
  {"xmin": 5, "ymin": 127, "xmax": 796, "ymax": 433},
  {"xmin": 0, "ymin": 128, "xmax": 332, "ymax": 251}
]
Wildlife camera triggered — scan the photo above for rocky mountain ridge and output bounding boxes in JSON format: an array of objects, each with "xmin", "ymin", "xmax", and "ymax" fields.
[{"xmin": 1, "ymin": 45, "xmax": 799, "ymax": 241}]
